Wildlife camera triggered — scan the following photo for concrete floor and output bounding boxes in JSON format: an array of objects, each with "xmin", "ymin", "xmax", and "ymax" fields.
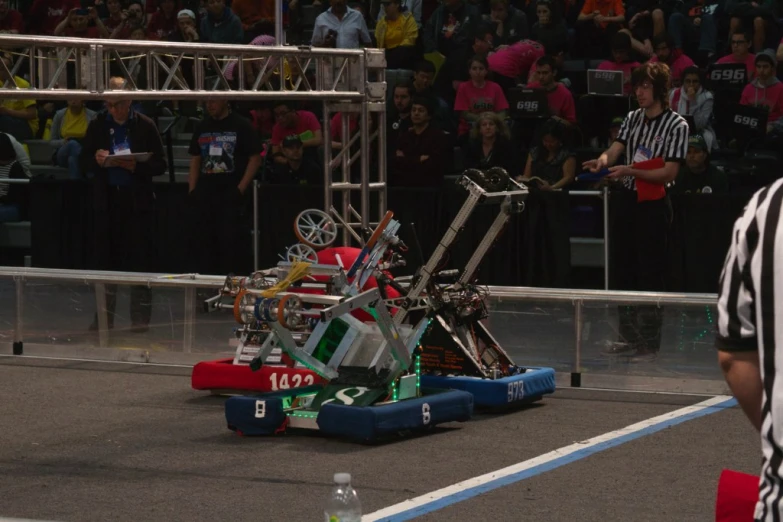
[{"xmin": 0, "ymin": 357, "xmax": 759, "ymax": 522}]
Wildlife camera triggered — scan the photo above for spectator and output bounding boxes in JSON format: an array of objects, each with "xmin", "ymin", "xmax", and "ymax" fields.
[
  {"xmin": 0, "ymin": 55, "xmax": 37, "ymax": 141},
  {"xmin": 486, "ymin": 0, "xmax": 529, "ymax": 47},
  {"xmin": 79, "ymin": 77, "xmax": 166, "ymax": 333},
  {"xmin": 454, "ymin": 55, "xmax": 509, "ymax": 139},
  {"xmin": 378, "ymin": 0, "xmax": 422, "ymax": 28},
  {"xmin": 225, "ymin": 35, "xmax": 285, "ymax": 90},
  {"xmin": 270, "ymin": 135, "xmax": 321, "ymax": 185},
  {"xmin": 597, "ymin": 31, "xmax": 641, "ymax": 96},
  {"xmin": 388, "ymin": 82, "xmax": 414, "ymax": 154},
  {"xmin": 649, "ymin": 32, "xmax": 696, "ymax": 87},
  {"xmin": 739, "ymin": 49, "xmax": 783, "ymax": 132},
  {"xmin": 375, "ymin": 0, "xmax": 419, "ymax": 70},
  {"xmin": 716, "ymin": 30, "xmax": 756, "ymax": 81},
  {"xmin": 110, "ymin": 1, "xmax": 146, "ymax": 39},
  {"xmin": 409, "ymin": 60, "xmax": 455, "ymax": 132},
  {"xmin": 312, "ymin": 0, "xmax": 371, "ymax": 48},
  {"xmin": 231, "ymin": 0, "xmax": 274, "ymax": 41},
  {"xmin": 27, "ymin": 0, "xmax": 80, "ymax": 36},
  {"xmin": 201, "ymin": 0, "xmax": 243, "ymax": 44},
  {"xmin": 390, "ymin": 96, "xmax": 449, "ymax": 186},
  {"xmin": 726, "ymin": 0, "xmax": 779, "ymax": 53},
  {"xmin": 270, "ymin": 101, "xmax": 323, "ymax": 166},
  {"xmin": 51, "ymin": 100, "xmax": 97, "ymax": 180},
  {"xmin": 670, "ymin": 134, "xmax": 728, "ymax": 193},
  {"xmin": 0, "ymin": 1, "xmax": 23, "ymax": 34},
  {"xmin": 147, "ymin": 0, "xmax": 180, "ymax": 39},
  {"xmin": 667, "ymin": 0, "xmax": 721, "ymax": 61},
  {"xmin": 670, "ymin": 66, "xmax": 717, "ymax": 150},
  {"xmin": 526, "ymin": 55, "xmax": 577, "ymax": 123},
  {"xmin": 519, "ymin": 118, "xmax": 576, "ymax": 190},
  {"xmin": 625, "ymin": 0, "xmax": 664, "ymax": 58},
  {"xmin": 187, "ymin": 99, "xmax": 262, "ymax": 275},
  {"xmin": 102, "ymin": 0, "xmax": 126, "ymax": 34},
  {"xmin": 575, "ymin": 0, "xmax": 626, "ymax": 57},
  {"xmin": 422, "ymin": 0, "xmax": 481, "ymax": 56},
  {"xmin": 530, "ymin": 0, "xmax": 569, "ymax": 58},
  {"xmin": 590, "ymin": 115, "xmax": 626, "ymax": 153},
  {"xmin": 54, "ymin": 7, "xmax": 110, "ymax": 38},
  {"xmin": 487, "ymin": 38, "xmax": 546, "ymax": 90},
  {"xmin": 437, "ymin": 24, "xmax": 495, "ymax": 102},
  {"xmin": 464, "ymin": 112, "xmax": 519, "ymax": 174}
]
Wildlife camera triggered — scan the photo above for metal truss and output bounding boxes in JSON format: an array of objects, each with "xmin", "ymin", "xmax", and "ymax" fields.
[
  {"xmin": 0, "ymin": 34, "xmax": 387, "ymax": 101},
  {"xmin": 0, "ymin": 34, "xmax": 388, "ymax": 241}
]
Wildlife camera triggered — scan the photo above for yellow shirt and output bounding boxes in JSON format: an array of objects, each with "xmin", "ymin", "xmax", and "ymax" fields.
[
  {"xmin": 61, "ymin": 109, "xmax": 89, "ymax": 139},
  {"xmin": 0, "ymin": 77, "xmax": 38, "ymax": 136},
  {"xmin": 383, "ymin": 17, "xmax": 405, "ymax": 49}
]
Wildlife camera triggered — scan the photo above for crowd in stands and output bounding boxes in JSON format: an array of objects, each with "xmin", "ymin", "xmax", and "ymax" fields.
[{"xmin": 0, "ymin": 0, "xmax": 780, "ymax": 207}]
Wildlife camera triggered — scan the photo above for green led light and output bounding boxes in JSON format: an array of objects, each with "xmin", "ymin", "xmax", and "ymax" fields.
[
  {"xmin": 289, "ymin": 411, "xmax": 318, "ymax": 419},
  {"xmin": 392, "ymin": 379, "xmax": 398, "ymax": 401},
  {"xmin": 415, "ymin": 355, "xmax": 421, "ymax": 395}
]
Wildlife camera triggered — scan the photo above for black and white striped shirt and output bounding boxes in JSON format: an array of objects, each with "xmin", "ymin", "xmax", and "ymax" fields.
[
  {"xmin": 716, "ymin": 178, "xmax": 783, "ymax": 521},
  {"xmin": 615, "ymin": 108, "xmax": 689, "ymax": 191}
]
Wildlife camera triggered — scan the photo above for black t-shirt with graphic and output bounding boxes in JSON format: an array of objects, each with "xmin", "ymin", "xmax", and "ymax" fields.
[{"xmin": 189, "ymin": 111, "xmax": 262, "ymax": 187}]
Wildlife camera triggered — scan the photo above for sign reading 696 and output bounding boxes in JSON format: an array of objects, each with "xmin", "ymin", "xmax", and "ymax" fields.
[
  {"xmin": 734, "ymin": 114, "xmax": 760, "ymax": 128},
  {"xmin": 516, "ymin": 101, "xmax": 539, "ymax": 112}
]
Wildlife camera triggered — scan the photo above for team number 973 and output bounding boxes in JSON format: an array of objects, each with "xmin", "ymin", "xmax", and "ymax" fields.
[
  {"xmin": 711, "ymin": 69, "xmax": 745, "ymax": 82},
  {"xmin": 734, "ymin": 115, "xmax": 759, "ymax": 128},
  {"xmin": 517, "ymin": 101, "xmax": 539, "ymax": 112}
]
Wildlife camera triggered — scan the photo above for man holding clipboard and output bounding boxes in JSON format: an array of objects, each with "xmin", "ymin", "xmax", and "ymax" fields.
[
  {"xmin": 583, "ymin": 62, "xmax": 689, "ymax": 358},
  {"xmin": 79, "ymin": 76, "xmax": 166, "ymax": 332}
]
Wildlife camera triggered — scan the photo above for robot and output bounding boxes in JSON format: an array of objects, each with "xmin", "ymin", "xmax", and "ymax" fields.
[{"xmin": 191, "ymin": 168, "xmax": 555, "ymax": 440}]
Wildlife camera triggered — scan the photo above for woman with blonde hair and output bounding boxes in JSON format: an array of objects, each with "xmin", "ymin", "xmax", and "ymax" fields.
[{"xmin": 463, "ymin": 112, "xmax": 518, "ymax": 175}]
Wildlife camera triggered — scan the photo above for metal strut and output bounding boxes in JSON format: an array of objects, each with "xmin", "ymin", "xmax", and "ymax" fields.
[{"xmin": 0, "ymin": 33, "xmax": 389, "ymax": 249}]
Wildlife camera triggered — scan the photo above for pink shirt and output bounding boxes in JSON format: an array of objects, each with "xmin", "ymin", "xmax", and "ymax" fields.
[
  {"xmin": 526, "ymin": 82, "xmax": 577, "ymax": 122},
  {"xmin": 650, "ymin": 53, "xmax": 695, "ymax": 86},
  {"xmin": 488, "ymin": 40, "xmax": 545, "ymax": 80},
  {"xmin": 271, "ymin": 110, "xmax": 321, "ymax": 145},
  {"xmin": 454, "ymin": 80, "xmax": 509, "ymax": 135},
  {"xmin": 740, "ymin": 81, "xmax": 783, "ymax": 124},
  {"xmin": 597, "ymin": 60, "xmax": 641, "ymax": 96},
  {"xmin": 716, "ymin": 53, "xmax": 756, "ymax": 81}
]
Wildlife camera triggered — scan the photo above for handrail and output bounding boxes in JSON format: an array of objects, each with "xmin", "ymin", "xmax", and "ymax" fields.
[
  {"xmin": 0, "ymin": 267, "xmax": 718, "ymax": 306},
  {"xmin": 487, "ymin": 286, "xmax": 717, "ymax": 305}
]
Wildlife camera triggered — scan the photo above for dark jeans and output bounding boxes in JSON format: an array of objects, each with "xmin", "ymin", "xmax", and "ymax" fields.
[
  {"xmin": 188, "ymin": 177, "xmax": 248, "ymax": 275},
  {"xmin": 93, "ymin": 185, "xmax": 157, "ymax": 327},
  {"xmin": 0, "ymin": 115, "xmax": 32, "ymax": 141},
  {"xmin": 668, "ymin": 12, "xmax": 719, "ymax": 54},
  {"xmin": 611, "ymin": 195, "xmax": 673, "ymax": 353}
]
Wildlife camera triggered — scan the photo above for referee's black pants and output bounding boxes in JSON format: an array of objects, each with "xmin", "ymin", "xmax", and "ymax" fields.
[{"xmin": 610, "ymin": 195, "xmax": 673, "ymax": 354}]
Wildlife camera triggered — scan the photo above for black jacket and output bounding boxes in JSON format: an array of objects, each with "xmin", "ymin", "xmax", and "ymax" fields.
[{"xmin": 79, "ymin": 109, "xmax": 166, "ymax": 211}]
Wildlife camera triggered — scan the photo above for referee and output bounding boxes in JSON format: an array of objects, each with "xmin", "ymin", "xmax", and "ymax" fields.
[
  {"xmin": 717, "ymin": 178, "xmax": 783, "ymax": 521},
  {"xmin": 583, "ymin": 62, "xmax": 689, "ymax": 358}
]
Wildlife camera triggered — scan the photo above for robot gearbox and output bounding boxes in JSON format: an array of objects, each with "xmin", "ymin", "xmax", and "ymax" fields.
[{"xmin": 191, "ymin": 168, "xmax": 555, "ymax": 441}]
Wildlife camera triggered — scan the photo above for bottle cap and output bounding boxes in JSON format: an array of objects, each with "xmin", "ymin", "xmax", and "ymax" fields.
[{"xmin": 334, "ymin": 473, "xmax": 351, "ymax": 485}]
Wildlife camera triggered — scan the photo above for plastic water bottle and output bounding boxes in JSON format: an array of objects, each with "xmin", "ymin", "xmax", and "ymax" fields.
[{"xmin": 324, "ymin": 473, "xmax": 362, "ymax": 522}]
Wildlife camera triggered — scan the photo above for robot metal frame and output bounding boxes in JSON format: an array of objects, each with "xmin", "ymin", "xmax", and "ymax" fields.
[{"xmin": 191, "ymin": 168, "xmax": 555, "ymax": 440}]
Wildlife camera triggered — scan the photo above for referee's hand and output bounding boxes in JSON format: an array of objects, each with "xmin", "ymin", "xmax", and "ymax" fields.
[{"xmin": 582, "ymin": 156, "xmax": 607, "ymax": 173}]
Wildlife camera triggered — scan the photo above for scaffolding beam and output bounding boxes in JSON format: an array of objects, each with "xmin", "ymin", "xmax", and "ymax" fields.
[{"xmin": 0, "ymin": 34, "xmax": 388, "ymax": 249}]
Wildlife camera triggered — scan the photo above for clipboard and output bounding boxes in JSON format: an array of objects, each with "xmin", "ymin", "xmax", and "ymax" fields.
[
  {"xmin": 103, "ymin": 152, "xmax": 152, "ymax": 167},
  {"xmin": 575, "ymin": 157, "xmax": 666, "ymax": 201}
]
